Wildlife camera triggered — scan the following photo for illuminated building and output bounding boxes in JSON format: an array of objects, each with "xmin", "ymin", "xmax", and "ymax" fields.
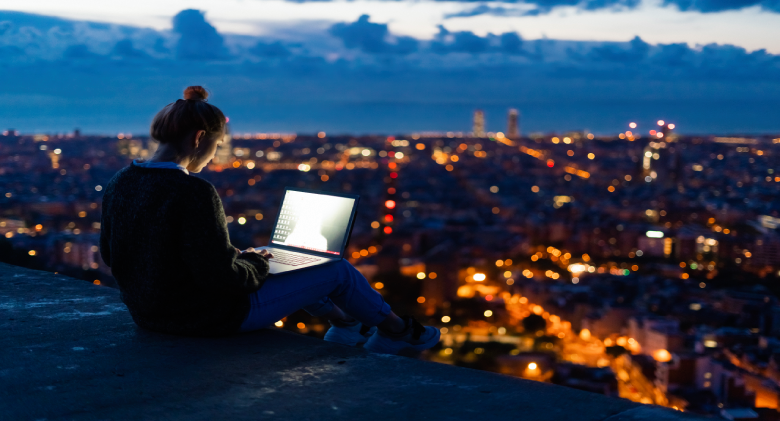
[
  {"xmin": 507, "ymin": 109, "xmax": 520, "ymax": 139},
  {"xmin": 215, "ymin": 129, "xmax": 232, "ymax": 165},
  {"xmin": 473, "ymin": 110, "xmax": 485, "ymax": 138}
]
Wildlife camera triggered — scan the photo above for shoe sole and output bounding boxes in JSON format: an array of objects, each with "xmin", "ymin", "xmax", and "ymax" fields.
[
  {"xmin": 364, "ymin": 329, "xmax": 441, "ymax": 355},
  {"xmin": 324, "ymin": 327, "xmax": 376, "ymax": 347}
]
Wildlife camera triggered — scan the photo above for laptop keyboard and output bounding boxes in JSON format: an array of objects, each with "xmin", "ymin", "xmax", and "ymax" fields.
[{"xmin": 268, "ymin": 250, "xmax": 323, "ymax": 266}]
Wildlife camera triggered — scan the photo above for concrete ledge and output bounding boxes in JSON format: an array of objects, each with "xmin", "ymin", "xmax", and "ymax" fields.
[{"xmin": 0, "ymin": 263, "xmax": 705, "ymax": 420}]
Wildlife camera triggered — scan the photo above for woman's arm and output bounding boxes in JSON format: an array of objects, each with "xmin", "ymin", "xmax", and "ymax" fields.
[{"xmin": 179, "ymin": 182, "xmax": 269, "ymax": 294}]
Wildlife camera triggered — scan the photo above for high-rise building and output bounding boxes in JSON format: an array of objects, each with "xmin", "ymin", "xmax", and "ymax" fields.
[
  {"xmin": 215, "ymin": 131, "xmax": 232, "ymax": 165},
  {"xmin": 473, "ymin": 110, "xmax": 485, "ymax": 137},
  {"xmin": 507, "ymin": 109, "xmax": 520, "ymax": 139}
]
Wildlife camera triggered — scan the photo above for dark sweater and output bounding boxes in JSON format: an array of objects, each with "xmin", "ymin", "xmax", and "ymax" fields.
[{"xmin": 99, "ymin": 164, "xmax": 269, "ymax": 336}]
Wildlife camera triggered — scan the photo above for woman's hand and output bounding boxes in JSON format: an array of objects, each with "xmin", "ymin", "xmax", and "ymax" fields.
[{"xmin": 240, "ymin": 247, "xmax": 274, "ymax": 259}]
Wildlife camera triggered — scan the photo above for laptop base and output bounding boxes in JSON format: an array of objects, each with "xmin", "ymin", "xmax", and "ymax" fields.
[{"xmin": 257, "ymin": 246, "xmax": 340, "ymax": 275}]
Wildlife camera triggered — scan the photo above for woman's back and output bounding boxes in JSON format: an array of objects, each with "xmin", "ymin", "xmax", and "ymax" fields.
[{"xmin": 101, "ymin": 163, "xmax": 268, "ymax": 336}]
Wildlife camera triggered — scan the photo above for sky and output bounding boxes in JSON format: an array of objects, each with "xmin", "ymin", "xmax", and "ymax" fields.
[{"xmin": 0, "ymin": 1, "xmax": 778, "ymax": 135}]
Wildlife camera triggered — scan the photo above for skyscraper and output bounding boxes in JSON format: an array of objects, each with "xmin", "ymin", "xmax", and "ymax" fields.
[
  {"xmin": 507, "ymin": 109, "xmax": 520, "ymax": 139},
  {"xmin": 473, "ymin": 110, "xmax": 485, "ymax": 137}
]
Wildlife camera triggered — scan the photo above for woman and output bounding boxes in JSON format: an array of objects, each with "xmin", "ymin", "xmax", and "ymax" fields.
[{"xmin": 99, "ymin": 86, "xmax": 439, "ymax": 355}]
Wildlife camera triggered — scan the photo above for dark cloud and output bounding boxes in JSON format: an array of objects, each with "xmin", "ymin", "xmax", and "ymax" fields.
[
  {"xmin": 111, "ymin": 39, "xmax": 150, "ymax": 59},
  {"xmin": 662, "ymin": 0, "xmax": 780, "ymax": 12},
  {"xmin": 289, "ymin": 0, "xmax": 644, "ymax": 14},
  {"xmin": 250, "ymin": 41, "xmax": 292, "ymax": 58},
  {"xmin": 282, "ymin": 0, "xmax": 780, "ymax": 14},
  {"xmin": 588, "ymin": 36, "xmax": 650, "ymax": 62},
  {"xmin": 172, "ymin": 9, "xmax": 228, "ymax": 60},
  {"xmin": 430, "ymin": 25, "xmax": 526, "ymax": 55},
  {"xmin": 153, "ymin": 38, "xmax": 170, "ymax": 54},
  {"xmin": 444, "ymin": 5, "xmax": 532, "ymax": 18},
  {"xmin": 62, "ymin": 44, "xmax": 100, "ymax": 59},
  {"xmin": 329, "ymin": 15, "xmax": 418, "ymax": 54},
  {"xmin": 500, "ymin": 32, "xmax": 523, "ymax": 54},
  {"xmin": 652, "ymin": 42, "xmax": 696, "ymax": 66},
  {"xmin": 431, "ymin": 26, "xmax": 490, "ymax": 53}
]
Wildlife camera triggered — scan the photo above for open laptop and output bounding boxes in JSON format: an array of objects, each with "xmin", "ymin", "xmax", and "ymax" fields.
[{"xmin": 257, "ymin": 188, "xmax": 360, "ymax": 275}]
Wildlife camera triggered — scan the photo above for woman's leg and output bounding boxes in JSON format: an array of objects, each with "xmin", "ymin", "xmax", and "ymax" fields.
[{"xmin": 239, "ymin": 259, "xmax": 395, "ymax": 332}]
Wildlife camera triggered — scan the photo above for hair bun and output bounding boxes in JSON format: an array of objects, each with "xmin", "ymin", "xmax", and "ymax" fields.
[{"xmin": 183, "ymin": 86, "xmax": 208, "ymax": 101}]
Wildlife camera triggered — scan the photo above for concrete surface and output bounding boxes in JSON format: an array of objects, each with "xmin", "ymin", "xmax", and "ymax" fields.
[{"xmin": 0, "ymin": 263, "xmax": 707, "ymax": 420}]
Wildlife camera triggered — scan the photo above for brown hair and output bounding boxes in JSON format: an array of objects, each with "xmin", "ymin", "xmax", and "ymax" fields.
[{"xmin": 150, "ymin": 86, "xmax": 226, "ymax": 146}]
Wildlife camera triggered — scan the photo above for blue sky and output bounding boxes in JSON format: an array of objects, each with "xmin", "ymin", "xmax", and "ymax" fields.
[{"xmin": 0, "ymin": 2, "xmax": 778, "ymax": 135}]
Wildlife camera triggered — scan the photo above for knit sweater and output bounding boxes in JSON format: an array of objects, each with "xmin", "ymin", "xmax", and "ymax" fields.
[{"xmin": 99, "ymin": 164, "xmax": 269, "ymax": 336}]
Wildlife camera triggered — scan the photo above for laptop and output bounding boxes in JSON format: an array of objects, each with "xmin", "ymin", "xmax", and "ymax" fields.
[{"xmin": 256, "ymin": 188, "xmax": 360, "ymax": 275}]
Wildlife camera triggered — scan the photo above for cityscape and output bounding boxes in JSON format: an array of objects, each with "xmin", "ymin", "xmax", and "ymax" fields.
[{"xmin": 3, "ymin": 109, "xmax": 780, "ymax": 418}]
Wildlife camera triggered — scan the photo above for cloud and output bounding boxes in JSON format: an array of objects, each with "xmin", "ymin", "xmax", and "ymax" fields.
[
  {"xmin": 500, "ymin": 32, "xmax": 524, "ymax": 54},
  {"xmin": 111, "ymin": 39, "xmax": 150, "ymax": 59},
  {"xmin": 430, "ymin": 25, "xmax": 526, "ymax": 55},
  {"xmin": 444, "ymin": 5, "xmax": 534, "ymax": 18},
  {"xmin": 250, "ymin": 41, "xmax": 293, "ymax": 58},
  {"xmin": 587, "ymin": 36, "xmax": 650, "ymax": 62},
  {"xmin": 171, "ymin": 9, "xmax": 228, "ymax": 60},
  {"xmin": 62, "ymin": 44, "xmax": 100, "ymax": 59},
  {"xmin": 329, "ymin": 15, "xmax": 418, "ymax": 54},
  {"xmin": 288, "ymin": 0, "xmax": 644, "ymax": 14},
  {"xmin": 431, "ymin": 26, "xmax": 490, "ymax": 53},
  {"xmin": 662, "ymin": 0, "xmax": 780, "ymax": 12},
  {"xmin": 284, "ymin": 0, "xmax": 780, "ymax": 14}
]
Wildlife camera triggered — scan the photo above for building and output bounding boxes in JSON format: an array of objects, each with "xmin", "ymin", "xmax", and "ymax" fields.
[
  {"xmin": 473, "ymin": 110, "xmax": 485, "ymax": 137},
  {"xmin": 507, "ymin": 109, "xmax": 520, "ymax": 139}
]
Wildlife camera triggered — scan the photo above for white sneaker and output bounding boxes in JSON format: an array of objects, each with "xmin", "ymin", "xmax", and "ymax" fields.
[
  {"xmin": 324, "ymin": 321, "xmax": 377, "ymax": 346},
  {"xmin": 364, "ymin": 316, "xmax": 440, "ymax": 355}
]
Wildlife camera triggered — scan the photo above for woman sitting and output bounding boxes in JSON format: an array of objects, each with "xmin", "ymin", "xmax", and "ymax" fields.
[{"xmin": 99, "ymin": 86, "xmax": 440, "ymax": 355}]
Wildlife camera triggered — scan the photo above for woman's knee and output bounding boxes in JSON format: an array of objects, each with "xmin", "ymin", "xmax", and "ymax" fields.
[{"xmin": 335, "ymin": 259, "xmax": 364, "ymax": 285}]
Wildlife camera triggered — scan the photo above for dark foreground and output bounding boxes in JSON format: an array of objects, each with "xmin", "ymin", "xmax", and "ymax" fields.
[{"xmin": 0, "ymin": 263, "xmax": 703, "ymax": 420}]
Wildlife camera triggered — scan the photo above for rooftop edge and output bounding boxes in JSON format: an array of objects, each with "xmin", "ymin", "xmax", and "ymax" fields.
[{"xmin": 0, "ymin": 263, "xmax": 702, "ymax": 421}]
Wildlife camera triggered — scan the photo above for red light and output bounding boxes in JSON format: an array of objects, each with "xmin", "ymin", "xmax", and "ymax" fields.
[
  {"xmin": 385, "ymin": 200, "xmax": 396, "ymax": 209},
  {"xmin": 387, "ymin": 136, "xmax": 395, "ymax": 142},
  {"xmin": 387, "ymin": 187, "xmax": 396, "ymax": 194},
  {"xmin": 383, "ymin": 226, "xmax": 393, "ymax": 234},
  {"xmin": 390, "ymin": 172, "xmax": 398, "ymax": 179},
  {"xmin": 546, "ymin": 159, "xmax": 554, "ymax": 168},
  {"xmin": 225, "ymin": 117, "xmax": 230, "ymax": 123},
  {"xmin": 485, "ymin": 294, "xmax": 493, "ymax": 301},
  {"xmin": 384, "ymin": 214, "xmax": 393, "ymax": 222},
  {"xmin": 388, "ymin": 151, "xmax": 395, "ymax": 158},
  {"xmin": 649, "ymin": 130, "xmax": 656, "ymax": 135}
]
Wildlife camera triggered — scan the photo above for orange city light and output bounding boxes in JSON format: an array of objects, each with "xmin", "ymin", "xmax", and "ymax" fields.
[{"xmin": 385, "ymin": 200, "xmax": 396, "ymax": 209}]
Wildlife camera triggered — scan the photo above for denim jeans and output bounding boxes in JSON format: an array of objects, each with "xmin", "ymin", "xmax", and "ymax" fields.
[{"xmin": 239, "ymin": 259, "xmax": 392, "ymax": 332}]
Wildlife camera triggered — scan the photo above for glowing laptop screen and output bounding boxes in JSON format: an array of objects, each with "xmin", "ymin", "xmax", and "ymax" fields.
[{"xmin": 271, "ymin": 190, "xmax": 356, "ymax": 255}]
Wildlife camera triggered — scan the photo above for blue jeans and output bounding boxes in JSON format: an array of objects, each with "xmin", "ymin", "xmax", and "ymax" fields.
[{"xmin": 239, "ymin": 259, "xmax": 392, "ymax": 332}]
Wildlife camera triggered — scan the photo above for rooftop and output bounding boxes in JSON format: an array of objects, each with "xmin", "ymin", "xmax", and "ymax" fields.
[{"xmin": 0, "ymin": 262, "xmax": 703, "ymax": 420}]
